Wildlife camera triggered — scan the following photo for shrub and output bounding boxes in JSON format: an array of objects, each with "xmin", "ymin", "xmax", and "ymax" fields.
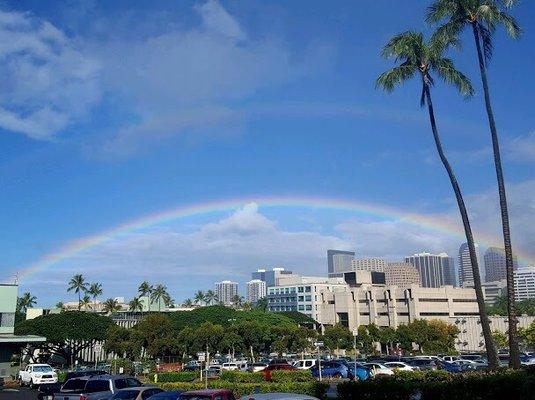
[
  {"xmin": 220, "ymin": 371, "xmax": 265, "ymax": 383},
  {"xmin": 270, "ymin": 370, "xmax": 313, "ymax": 383},
  {"xmin": 157, "ymin": 371, "xmax": 198, "ymax": 383}
]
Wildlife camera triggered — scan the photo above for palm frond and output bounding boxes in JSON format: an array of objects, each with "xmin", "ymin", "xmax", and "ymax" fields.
[
  {"xmin": 433, "ymin": 57, "xmax": 475, "ymax": 97},
  {"xmin": 501, "ymin": 0, "xmax": 519, "ymax": 8},
  {"xmin": 478, "ymin": 23, "xmax": 494, "ymax": 63},
  {"xmin": 376, "ymin": 65, "xmax": 417, "ymax": 93},
  {"xmin": 430, "ymin": 20, "xmax": 464, "ymax": 55},
  {"xmin": 497, "ymin": 11, "xmax": 521, "ymax": 39},
  {"xmin": 426, "ymin": 0, "xmax": 459, "ymax": 24},
  {"xmin": 381, "ymin": 31, "xmax": 423, "ymax": 64}
]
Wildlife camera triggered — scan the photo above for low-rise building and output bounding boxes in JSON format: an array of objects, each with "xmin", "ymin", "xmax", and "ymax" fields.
[{"xmin": 514, "ymin": 266, "xmax": 535, "ymax": 300}]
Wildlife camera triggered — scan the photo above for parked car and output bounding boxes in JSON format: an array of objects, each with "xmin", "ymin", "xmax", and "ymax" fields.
[
  {"xmin": 180, "ymin": 389, "xmax": 236, "ymax": 400},
  {"xmin": 436, "ymin": 360, "xmax": 463, "ymax": 373},
  {"xmin": 38, "ymin": 370, "xmax": 108, "ymax": 400},
  {"xmin": 406, "ymin": 359, "xmax": 438, "ymax": 371},
  {"xmin": 147, "ymin": 390, "xmax": 183, "ymax": 400},
  {"xmin": 19, "ymin": 364, "xmax": 58, "ymax": 388},
  {"xmin": 54, "ymin": 375, "xmax": 143, "ymax": 400},
  {"xmin": 220, "ymin": 363, "xmax": 240, "ymax": 371},
  {"xmin": 269, "ymin": 359, "xmax": 290, "ymax": 365},
  {"xmin": 362, "ymin": 363, "xmax": 394, "ymax": 377},
  {"xmin": 240, "ymin": 393, "xmax": 320, "ymax": 400},
  {"xmin": 441, "ymin": 356, "xmax": 459, "ymax": 363},
  {"xmin": 383, "ymin": 362, "xmax": 417, "ymax": 372},
  {"xmin": 293, "ymin": 360, "xmax": 316, "ymax": 370},
  {"xmin": 110, "ymin": 387, "xmax": 163, "ymax": 400},
  {"xmin": 310, "ymin": 360, "xmax": 354, "ymax": 380},
  {"xmin": 247, "ymin": 362, "xmax": 269, "ymax": 373},
  {"xmin": 337, "ymin": 360, "xmax": 372, "ymax": 381}
]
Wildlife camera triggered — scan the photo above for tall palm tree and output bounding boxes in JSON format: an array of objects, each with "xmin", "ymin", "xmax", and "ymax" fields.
[
  {"xmin": 80, "ymin": 295, "xmax": 92, "ymax": 311},
  {"xmin": 182, "ymin": 298, "xmax": 194, "ymax": 307},
  {"xmin": 194, "ymin": 290, "xmax": 205, "ymax": 306},
  {"xmin": 138, "ymin": 281, "xmax": 153, "ymax": 312},
  {"xmin": 231, "ymin": 294, "xmax": 244, "ymax": 309},
  {"xmin": 205, "ymin": 290, "xmax": 216, "ymax": 306},
  {"xmin": 17, "ymin": 292, "xmax": 37, "ymax": 313},
  {"xmin": 129, "ymin": 297, "xmax": 144, "ymax": 312},
  {"xmin": 55, "ymin": 301, "xmax": 65, "ymax": 310},
  {"xmin": 87, "ymin": 283, "xmax": 103, "ymax": 311},
  {"xmin": 376, "ymin": 30, "xmax": 498, "ymax": 369},
  {"xmin": 427, "ymin": 0, "xmax": 521, "ymax": 369},
  {"xmin": 67, "ymin": 274, "xmax": 88, "ymax": 311},
  {"xmin": 102, "ymin": 298, "xmax": 121, "ymax": 315},
  {"xmin": 150, "ymin": 284, "xmax": 169, "ymax": 312}
]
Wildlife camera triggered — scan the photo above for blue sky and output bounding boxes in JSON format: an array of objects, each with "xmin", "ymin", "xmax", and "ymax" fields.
[{"xmin": 0, "ymin": 0, "xmax": 534, "ymax": 306}]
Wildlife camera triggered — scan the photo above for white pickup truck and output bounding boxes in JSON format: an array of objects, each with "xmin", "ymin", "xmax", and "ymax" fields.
[{"xmin": 18, "ymin": 364, "xmax": 58, "ymax": 388}]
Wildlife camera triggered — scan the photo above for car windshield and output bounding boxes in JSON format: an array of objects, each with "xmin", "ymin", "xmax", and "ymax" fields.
[
  {"xmin": 33, "ymin": 366, "xmax": 53, "ymax": 372},
  {"xmin": 62, "ymin": 379, "xmax": 88, "ymax": 391}
]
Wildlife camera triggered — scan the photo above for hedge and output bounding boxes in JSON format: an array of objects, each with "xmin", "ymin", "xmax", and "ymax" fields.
[
  {"xmin": 337, "ymin": 368, "xmax": 535, "ymax": 400},
  {"xmin": 156, "ymin": 371, "xmax": 199, "ymax": 383},
  {"xmin": 270, "ymin": 370, "xmax": 313, "ymax": 383},
  {"xmin": 156, "ymin": 380, "xmax": 329, "ymax": 398},
  {"xmin": 220, "ymin": 371, "xmax": 265, "ymax": 383}
]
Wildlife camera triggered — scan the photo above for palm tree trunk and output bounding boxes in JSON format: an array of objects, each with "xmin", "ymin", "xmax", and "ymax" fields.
[
  {"xmin": 78, "ymin": 292, "xmax": 81, "ymax": 311},
  {"xmin": 424, "ymin": 83, "xmax": 499, "ymax": 369},
  {"xmin": 472, "ymin": 23, "xmax": 520, "ymax": 369}
]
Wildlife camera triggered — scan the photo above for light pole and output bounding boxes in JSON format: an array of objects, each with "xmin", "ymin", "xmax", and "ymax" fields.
[{"xmin": 314, "ymin": 341, "xmax": 323, "ymax": 382}]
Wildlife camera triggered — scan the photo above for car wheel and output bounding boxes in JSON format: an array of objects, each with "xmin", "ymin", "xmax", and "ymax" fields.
[{"xmin": 29, "ymin": 379, "xmax": 34, "ymax": 389}]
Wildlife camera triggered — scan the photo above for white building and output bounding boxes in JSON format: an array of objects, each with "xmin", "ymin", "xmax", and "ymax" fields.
[
  {"xmin": 384, "ymin": 262, "xmax": 421, "ymax": 287},
  {"xmin": 458, "ymin": 242, "xmax": 483, "ymax": 287},
  {"xmin": 514, "ymin": 267, "xmax": 535, "ymax": 300},
  {"xmin": 246, "ymin": 279, "xmax": 266, "ymax": 304},
  {"xmin": 215, "ymin": 280, "xmax": 239, "ymax": 305},
  {"xmin": 405, "ymin": 252, "xmax": 450, "ymax": 288},
  {"xmin": 351, "ymin": 258, "xmax": 388, "ymax": 273}
]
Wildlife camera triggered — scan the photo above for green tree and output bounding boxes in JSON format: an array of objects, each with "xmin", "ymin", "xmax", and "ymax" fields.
[
  {"xmin": 88, "ymin": 283, "xmax": 103, "ymax": 311},
  {"xmin": 220, "ymin": 327, "xmax": 244, "ymax": 359},
  {"xmin": 80, "ymin": 294, "xmax": 92, "ymax": 311},
  {"xmin": 194, "ymin": 290, "xmax": 205, "ymax": 306},
  {"xmin": 182, "ymin": 298, "xmax": 194, "ymax": 308},
  {"xmin": 194, "ymin": 322, "xmax": 224, "ymax": 355},
  {"xmin": 323, "ymin": 324, "xmax": 353, "ymax": 356},
  {"xmin": 16, "ymin": 311, "xmax": 112, "ymax": 363},
  {"xmin": 105, "ymin": 324, "xmax": 136, "ymax": 359},
  {"xmin": 138, "ymin": 281, "xmax": 153, "ymax": 312},
  {"xmin": 67, "ymin": 274, "xmax": 88, "ymax": 311},
  {"xmin": 492, "ymin": 330, "xmax": 508, "ymax": 350},
  {"xmin": 102, "ymin": 298, "xmax": 121, "ymax": 314},
  {"xmin": 231, "ymin": 294, "xmax": 244, "ymax": 309},
  {"xmin": 379, "ymin": 326, "xmax": 398, "ymax": 354},
  {"xmin": 131, "ymin": 313, "xmax": 176, "ymax": 357},
  {"xmin": 255, "ymin": 297, "xmax": 268, "ymax": 312},
  {"xmin": 376, "ymin": 30, "xmax": 498, "ymax": 369},
  {"xmin": 175, "ymin": 326, "xmax": 196, "ymax": 360},
  {"xmin": 129, "ymin": 297, "xmax": 144, "ymax": 312},
  {"xmin": 151, "ymin": 284, "xmax": 169, "ymax": 312},
  {"xmin": 427, "ymin": 0, "xmax": 521, "ymax": 370},
  {"xmin": 55, "ymin": 301, "xmax": 65, "ymax": 310},
  {"xmin": 205, "ymin": 290, "xmax": 216, "ymax": 306},
  {"xmin": 17, "ymin": 292, "xmax": 37, "ymax": 314},
  {"xmin": 235, "ymin": 320, "xmax": 265, "ymax": 361},
  {"xmin": 355, "ymin": 325, "xmax": 375, "ymax": 355},
  {"xmin": 519, "ymin": 321, "xmax": 535, "ymax": 350}
]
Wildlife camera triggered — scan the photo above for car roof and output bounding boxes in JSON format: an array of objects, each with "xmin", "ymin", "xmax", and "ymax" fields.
[{"xmin": 183, "ymin": 389, "xmax": 233, "ymax": 395}]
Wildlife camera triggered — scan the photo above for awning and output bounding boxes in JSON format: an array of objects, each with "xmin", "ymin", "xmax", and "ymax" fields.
[{"xmin": 0, "ymin": 334, "xmax": 46, "ymax": 343}]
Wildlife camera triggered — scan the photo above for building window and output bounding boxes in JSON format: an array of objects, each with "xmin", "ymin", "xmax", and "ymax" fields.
[
  {"xmin": 298, "ymin": 287, "xmax": 304, "ymax": 293},
  {"xmin": 420, "ymin": 312, "xmax": 449, "ymax": 316},
  {"xmin": 419, "ymin": 298, "xmax": 448, "ymax": 302},
  {"xmin": 452, "ymin": 299, "xmax": 477, "ymax": 303},
  {"xmin": 305, "ymin": 295, "xmax": 312, "ymax": 301},
  {"xmin": 305, "ymin": 305, "xmax": 312, "ymax": 311},
  {"xmin": 298, "ymin": 296, "xmax": 304, "ymax": 301},
  {"xmin": 305, "ymin": 286, "xmax": 312, "ymax": 292},
  {"xmin": 0, "ymin": 313, "xmax": 15, "ymax": 328}
]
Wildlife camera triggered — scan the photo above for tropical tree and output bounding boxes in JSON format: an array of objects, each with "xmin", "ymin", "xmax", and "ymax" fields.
[
  {"xmin": 17, "ymin": 292, "xmax": 37, "ymax": 314},
  {"xmin": 87, "ymin": 283, "xmax": 103, "ymax": 311},
  {"xmin": 231, "ymin": 295, "xmax": 244, "ymax": 309},
  {"xmin": 427, "ymin": 0, "xmax": 521, "ymax": 369},
  {"xmin": 67, "ymin": 274, "xmax": 88, "ymax": 311},
  {"xmin": 182, "ymin": 298, "xmax": 194, "ymax": 308},
  {"xmin": 80, "ymin": 295, "xmax": 92, "ymax": 311},
  {"xmin": 376, "ymin": 30, "xmax": 498, "ymax": 369},
  {"xmin": 205, "ymin": 290, "xmax": 216, "ymax": 306},
  {"xmin": 55, "ymin": 301, "xmax": 65, "ymax": 310},
  {"xmin": 138, "ymin": 281, "xmax": 153, "ymax": 312},
  {"xmin": 151, "ymin": 284, "xmax": 169, "ymax": 312},
  {"xmin": 194, "ymin": 290, "xmax": 206, "ymax": 306},
  {"xmin": 129, "ymin": 297, "xmax": 144, "ymax": 312},
  {"xmin": 102, "ymin": 298, "xmax": 122, "ymax": 315}
]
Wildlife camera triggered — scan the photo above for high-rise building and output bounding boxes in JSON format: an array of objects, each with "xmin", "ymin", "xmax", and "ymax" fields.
[
  {"xmin": 252, "ymin": 267, "xmax": 294, "ymax": 287},
  {"xmin": 246, "ymin": 279, "xmax": 266, "ymax": 304},
  {"xmin": 442, "ymin": 255, "xmax": 457, "ymax": 287},
  {"xmin": 458, "ymin": 243, "xmax": 483, "ymax": 287},
  {"xmin": 514, "ymin": 266, "xmax": 535, "ymax": 301},
  {"xmin": 484, "ymin": 247, "xmax": 519, "ymax": 282},
  {"xmin": 215, "ymin": 281, "xmax": 238, "ymax": 305},
  {"xmin": 351, "ymin": 258, "xmax": 388, "ymax": 273},
  {"xmin": 327, "ymin": 250, "xmax": 355, "ymax": 277},
  {"xmin": 384, "ymin": 262, "xmax": 421, "ymax": 287},
  {"xmin": 405, "ymin": 252, "xmax": 450, "ymax": 288}
]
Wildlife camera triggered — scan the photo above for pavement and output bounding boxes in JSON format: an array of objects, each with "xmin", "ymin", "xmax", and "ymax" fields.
[{"xmin": 0, "ymin": 387, "xmax": 38, "ymax": 400}]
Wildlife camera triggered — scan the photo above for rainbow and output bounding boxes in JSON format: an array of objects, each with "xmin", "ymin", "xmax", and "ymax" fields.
[{"xmin": 15, "ymin": 195, "xmax": 534, "ymax": 281}]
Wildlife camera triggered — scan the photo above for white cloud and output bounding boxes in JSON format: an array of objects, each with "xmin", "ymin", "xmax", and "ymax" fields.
[
  {"xmin": 506, "ymin": 131, "xmax": 535, "ymax": 162},
  {"xmin": 0, "ymin": 10, "xmax": 100, "ymax": 139}
]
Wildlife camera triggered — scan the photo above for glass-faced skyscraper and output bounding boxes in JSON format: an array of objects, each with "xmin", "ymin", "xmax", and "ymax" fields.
[
  {"xmin": 458, "ymin": 242, "xmax": 483, "ymax": 287},
  {"xmin": 484, "ymin": 246, "xmax": 519, "ymax": 282}
]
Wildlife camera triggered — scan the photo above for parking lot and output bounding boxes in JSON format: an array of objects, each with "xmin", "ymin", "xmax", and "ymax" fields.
[{"xmin": 0, "ymin": 387, "xmax": 37, "ymax": 400}]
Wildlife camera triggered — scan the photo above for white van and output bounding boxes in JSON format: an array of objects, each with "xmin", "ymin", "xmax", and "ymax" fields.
[{"xmin": 293, "ymin": 359, "xmax": 316, "ymax": 369}]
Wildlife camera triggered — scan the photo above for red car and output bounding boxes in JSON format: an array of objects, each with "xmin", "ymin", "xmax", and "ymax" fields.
[
  {"xmin": 180, "ymin": 389, "xmax": 236, "ymax": 400},
  {"xmin": 263, "ymin": 363, "xmax": 296, "ymax": 381}
]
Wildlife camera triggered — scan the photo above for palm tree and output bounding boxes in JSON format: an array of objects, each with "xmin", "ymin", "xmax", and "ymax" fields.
[
  {"xmin": 205, "ymin": 290, "xmax": 216, "ymax": 306},
  {"xmin": 138, "ymin": 281, "xmax": 153, "ymax": 312},
  {"xmin": 427, "ymin": 0, "xmax": 521, "ymax": 370},
  {"xmin": 376, "ymin": 30, "xmax": 499, "ymax": 369},
  {"xmin": 87, "ymin": 283, "xmax": 103, "ymax": 311},
  {"xmin": 231, "ymin": 294, "xmax": 244, "ymax": 309},
  {"xmin": 129, "ymin": 297, "xmax": 144, "ymax": 312},
  {"xmin": 67, "ymin": 274, "xmax": 88, "ymax": 311},
  {"xmin": 194, "ymin": 290, "xmax": 205, "ymax": 306},
  {"xmin": 17, "ymin": 292, "xmax": 37, "ymax": 313},
  {"xmin": 80, "ymin": 295, "xmax": 92, "ymax": 311},
  {"xmin": 102, "ymin": 298, "xmax": 121, "ymax": 315},
  {"xmin": 55, "ymin": 301, "xmax": 65, "ymax": 310},
  {"xmin": 182, "ymin": 298, "xmax": 194, "ymax": 307},
  {"xmin": 150, "ymin": 284, "xmax": 169, "ymax": 312}
]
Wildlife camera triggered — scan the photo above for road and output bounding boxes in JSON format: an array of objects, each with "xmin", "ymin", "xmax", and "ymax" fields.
[{"xmin": 0, "ymin": 387, "xmax": 37, "ymax": 400}]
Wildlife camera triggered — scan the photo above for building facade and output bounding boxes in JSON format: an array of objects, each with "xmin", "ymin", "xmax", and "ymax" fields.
[
  {"xmin": 252, "ymin": 267, "xmax": 294, "ymax": 287},
  {"xmin": 458, "ymin": 242, "xmax": 483, "ymax": 287},
  {"xmin": 215, "ymin": 281, "xmax": 239, "ymax": 305},
  {"xmin": 246, "ymin": 279, "xmax": 266, "ymax": 304},
  {"xmin": 384, "ymin": 262, "xmax": 421, "ymax": 287},
  {"xmin": 405, "ymin": 252, "xmax": 449, "ymax": 288},
  {"xmin": 327, "ymin": 250, "xmax": 355, "ymax": 277},
  {"xmin": 442, "ymin": 255, "xmax": 457, "ymax": 287},
  {"xmin": 514, "ymin": 267, "xmax": 535, "ymax": 300},
  {"xmin": 484, "ymin": 247, "xmax": 519, "ymax": 282},
  {"xmin": 351, "ymin": 258, "xmax": 388, "ymax": 273}
]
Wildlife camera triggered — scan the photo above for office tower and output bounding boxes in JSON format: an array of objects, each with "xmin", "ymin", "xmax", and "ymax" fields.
[
  {"xmin": 215, "ymin": 281, "xmax": 238, "ymax": 305},
  {"xmin": 458, "ymin": 243, "xmax": 483, "ymax": 287},
  {"xmin": 351, "ymin": 257, "xmax": 388, "ymax": 272},
  {"xmin": 252, "ymin": 267, "xmax": 294, "ymax": 287},
  {"xmin": 405, "ymin": 252, "xmax": 449, "ymax": 288},
  {"xmin": 514, "ymin": 266, "xmax": 535, "ymax": 300},
  {"xmin": 441, "ymin": 255, "xmax": 457, "ymax": 286},
  {"xmin": 384, "ymin": 262, "xmax": 421, "ymax": 287},
  {"xmin": 484, "ymin": 247, "xmax": 519, "ymax": 282},
  {"xmin": 246, "ymin": 279, "xmax": 266, "ymax": 304},
  {"xmin": 327, "ymin": 250, "xmax": 355, "ymax": 277}
]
